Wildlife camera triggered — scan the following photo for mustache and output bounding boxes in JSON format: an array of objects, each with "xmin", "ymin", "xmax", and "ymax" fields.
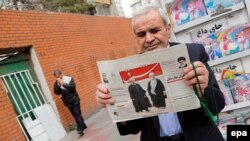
[{"xmin": 143, "ymin": 41, "xmax": 161, "ymax": 48}]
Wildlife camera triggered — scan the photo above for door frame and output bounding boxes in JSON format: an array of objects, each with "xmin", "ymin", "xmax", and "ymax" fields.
[{"xmin": 30, "ymin": 48, "xmax": 59, "ymax": 117}]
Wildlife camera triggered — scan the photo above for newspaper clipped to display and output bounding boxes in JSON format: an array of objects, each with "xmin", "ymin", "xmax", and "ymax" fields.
[{"xmin": 97, "ymin": 44, "xmax": 201, "ymax": 122}]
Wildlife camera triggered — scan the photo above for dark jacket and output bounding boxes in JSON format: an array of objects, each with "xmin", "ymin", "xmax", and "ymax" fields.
[
  {"xmin": 147, "ymin": 79, "xmax": 166, "ymax": 107},
  {"xmin": 117, "ymin": 43, "xmax": 225, "ymax": 141},
  {"xmin": 128, "ymin": 83, "xmax": 152, "ymax": 111},
  {"xmin": 54, "ymin": 76, "xmax": 80, "ymax": 106}
]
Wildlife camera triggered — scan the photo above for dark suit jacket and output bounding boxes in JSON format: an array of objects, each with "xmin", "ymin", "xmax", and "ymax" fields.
[
  {"xmin": 117, "ymin": 43, "xmax": 225, "ymax": 141},
  {"xmin": 147, "ymin": 79, "xmax": 166, "ymax": 98},
  {"xmin": 54, "ymin": 76, "xmax": 80, "ymax": 106},
  {"xmin": 128, "ymin": 83, "xmax": 151, "ymax": 111}
]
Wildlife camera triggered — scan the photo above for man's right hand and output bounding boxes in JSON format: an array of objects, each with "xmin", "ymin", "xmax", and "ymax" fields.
[{"xmin": 96, "ymin": 83, "xmax": 115, "ymax": 107}]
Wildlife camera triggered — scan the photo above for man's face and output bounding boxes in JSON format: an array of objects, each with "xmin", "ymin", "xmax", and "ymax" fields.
[
  {"xmin": 204, "ymin": 43, "xmax": 212, "ymax": 54},
  {"xmin": 102, "ymin": 73, "xmax": 107, "ymax": 79},
  {"xmin": 133, "ymin": 9, "xmax": 171, "ymax": 53},
  {"xmin": 130, "ymin": 77, "xmax": 135, "ymax": 84},
  {"xmin": 179, "ymin": 60, "xmax": 186, "ymax": 67},
  {"xmin": 149, "ymin": 73, "xmax": 155, "ymax": 79},
  {"xmin": 54, "ymin": 74, "xmax": 62, "ymax": 79}
]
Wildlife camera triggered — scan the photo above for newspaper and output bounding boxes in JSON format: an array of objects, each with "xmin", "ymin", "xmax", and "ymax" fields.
[{"xmin": 97, "ymin": 44, "xmax": 201, "ymax": 122}]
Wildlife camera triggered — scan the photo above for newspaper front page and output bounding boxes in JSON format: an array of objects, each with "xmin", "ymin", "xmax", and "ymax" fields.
[{"xmin": 97, "ymin": 44, "xmax": 201, "ymax": 122}]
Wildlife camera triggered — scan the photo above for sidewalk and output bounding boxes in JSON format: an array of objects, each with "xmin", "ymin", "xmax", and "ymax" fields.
[{"xmin": 61, "ymin": 109, "xmax": 140, "ymax": 141}]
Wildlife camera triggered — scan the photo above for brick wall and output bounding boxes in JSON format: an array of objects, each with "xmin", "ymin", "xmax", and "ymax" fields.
[
  {"xmin": 0, "ymin": 81, "xmax": 25, "ymax": 141},
  {"xmin": 0, "ymin": 10, "xmax": 138, "ymax": 140}
]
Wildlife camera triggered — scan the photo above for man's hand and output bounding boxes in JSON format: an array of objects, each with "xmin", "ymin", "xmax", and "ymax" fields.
[
  {"xmin": 96, "ymin": 84, "xmax": 115, "ymax": 107},
  {"xmin": 183, "ymin": 61, "xmax": 209, "ymax": 97},
  {"xmin": 56, "ymin": 78, "xmax": 63, "ymax": 86}
]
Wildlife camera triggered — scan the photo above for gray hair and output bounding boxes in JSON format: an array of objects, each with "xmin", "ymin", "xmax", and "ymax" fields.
[
  {"xmin": 131, "ymin": 4, "xmax": 168, "ymax": 30},
  {"xmin": 53, "ymin": 70, "xmax": 62, "ymax": 76}
]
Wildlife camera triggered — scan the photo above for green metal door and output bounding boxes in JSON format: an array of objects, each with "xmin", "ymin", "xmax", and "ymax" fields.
[
  {"xmin": 1, "ymin": 70, "xmax": 46, "ymax": 116},
  {"xmin": 0, "ymin": 54, "xmax": 47, "ymax": 140}
]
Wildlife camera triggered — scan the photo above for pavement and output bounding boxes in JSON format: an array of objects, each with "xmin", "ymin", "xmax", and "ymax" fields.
[{"xmin": 61, "ymin": 109, "xmax": 140, "ymax": 141}]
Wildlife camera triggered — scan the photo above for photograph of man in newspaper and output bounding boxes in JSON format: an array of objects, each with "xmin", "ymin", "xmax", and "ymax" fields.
[
  {"xmin": 128, "ymin": 77, "xmax": 151, "ymax": 113},
  {"xmin": 147, "ymin": 72, "xmax": 167, "ymax": 109},
  {"xmin": 177, "ymin": 56, "xmax": 188, "ymax": 69},
  {"xmin": 102, "ymin": 72, "xmax": 109, "ymax": 83}
]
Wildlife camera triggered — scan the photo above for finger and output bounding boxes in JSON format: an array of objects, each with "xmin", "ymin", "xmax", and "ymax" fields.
[
  {"xmin": 185, "ymin": 76, "xmax": 208, "ymax": 89},
  {"xmin": 96, "ymin": 93, "xmax": 115, "ymax": 105},
  {"xmin": 192, "ymin": 61, "xmax": 206, "ymax": 68},
  {"xmin": 97, "ymin": 83, "xmax": 109, "ymax": 94},
  {"xmin": 96, "ymin": 83, "xmax": 115, "ymax": 106},
  {"xmin": 185, "ymin": 75, "xmax": 208, "ymax": 86},
  {"xmin": 183, "ymin": 61, "xmax": 206, "ymax": 74},
  {"xmin": 183, "ymin": 67, "xmax": 208, "ymax": 80},
  {"xmin": 96, "ymin": 89, "xmax": 111, "ymax": 99}
]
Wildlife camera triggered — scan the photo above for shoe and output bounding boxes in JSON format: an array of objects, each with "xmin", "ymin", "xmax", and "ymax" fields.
[{"xmin": 78, "ymin": 131, "xmax": 84, "ymax": 136}]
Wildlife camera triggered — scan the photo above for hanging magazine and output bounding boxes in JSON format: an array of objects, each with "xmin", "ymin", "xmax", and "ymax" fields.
[
  {"xmin": 198, "ymin": 33, "xmax": 222, "ymax": 60},
  {"xmin": 211, "ymin": 59, "xmax": 244, "ymax": 80},
  {"xmin": 217, "ymin": 23, "xmax": 250, "ymax": 56},
  {"xmin": 204, "ymin": 0, "xmax": 244, "ymax": 15},
  {"xmin": 189, "ymin": 18, "xmax": 228, "ymax": 60},
  {"xmin": 230, "ymin": 73, "xmax": 250, "ymax": 103},
  {"xmin": 97, "ymin": 44, "xmax": 200, "ymax": 122},
  {"xmin": 167, "ymin": 0, "xmax": 207, "ymax": 27},
  {"xmin": 217, "ymin": 79, "xmax": 234, "ymax": 105},
  {"xmin": 218, "ymin": 114, "xmax": 236, "ymax": 140}
]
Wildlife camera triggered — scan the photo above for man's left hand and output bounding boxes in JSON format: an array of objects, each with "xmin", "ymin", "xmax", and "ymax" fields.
[
  {"xmin": 183, "ymin": 61, "xmax": 209, "ymax": 93},
  {"xmin": 56, "ymin": 78, "xmax": 64, "ymax": 85}
]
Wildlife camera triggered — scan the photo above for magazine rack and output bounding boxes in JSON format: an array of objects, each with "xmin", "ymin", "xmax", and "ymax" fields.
[
  {"xmin": 165, "ymin": 0, "xmax": 250, "ymax": 109},
  {"xmin": 207, "ymin": 50, "xmax": 250, "ymax": 112},
  {"xmin": 172, "ymin": 2, "xmax": 245, "ymax": 33},
  {"xmin": 164, "ymin": 0, "xmax": 250, "ymax": 136},
  {"xmin": 166, "ymin": 0, "xmax": 250, "ymax": 43}
]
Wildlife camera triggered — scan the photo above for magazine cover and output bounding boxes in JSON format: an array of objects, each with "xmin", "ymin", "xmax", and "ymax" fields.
[
  {"xmin": 201, "ymin": 33, "xmax": 222, "ymax": 60},
  {"xmin": 244, "ymin": 114, "xmax": 250, "ymax": 125},
  {"xmin": 217, "ymin": 79, "xmax": 234, "ymax": 105},
  {"xmin": 189, "ymin": 19, "xmax": 229, "ymax": 60},
  {"xmin": 168, "ymin": 0, "xmax": 207, "ymax": 26},
  {"xmin": 236, "ymin": 113, "xmax": 247, "ymax": 124},
  {"xmin": 97, "ymin": 44, "xmax": 200, "ymax": 122},
  {"xmin": 217, "ymin": 23, "xmax": 250, "ymax": 56},
  {"xmin": 204, "ymin": 0, "xmax": 244, "ymax": 15},
  {"xmin": 234, "ymin": 111, "xmax": 250, "ymax": 124},
  {"xmin": 230, "ymin": 73, "xmax": 250, "ymax": 103},
  {"xmin": 211, "ymin": 59, "xmax": 244, "ymax": 80},
  {"xmin": 218, "ymin": 114, "xmax": 236, "ymax": 140}
]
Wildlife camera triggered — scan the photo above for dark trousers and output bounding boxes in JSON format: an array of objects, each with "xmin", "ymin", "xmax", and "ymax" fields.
[{"xmin": 68, "ymin": 103, "xmax": 87, "ymax": 132}]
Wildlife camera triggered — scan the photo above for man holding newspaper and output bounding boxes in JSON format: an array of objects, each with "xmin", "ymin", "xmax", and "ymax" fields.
[{"xmin": 96, "ymin": 4, "xmax": 225, "ymax": 141}]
